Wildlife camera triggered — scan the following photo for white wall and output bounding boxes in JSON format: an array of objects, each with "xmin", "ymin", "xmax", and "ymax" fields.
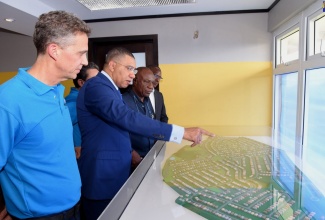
[
  {"xmin": 268, "ymin": 0, "xmax": 317, "ymax": 32},
  {"xmin": 88, "ymin": 13, "xmax": 271, "ymax": 64},
  {"xmin": 0, "ymin": 13, "xmax": 271, "ymax": 71}
]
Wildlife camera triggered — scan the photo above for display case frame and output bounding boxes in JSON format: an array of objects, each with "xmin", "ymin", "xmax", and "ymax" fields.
[{"xmin": 98, "ymin": 140, "xmax": 168, "ymax": 220}]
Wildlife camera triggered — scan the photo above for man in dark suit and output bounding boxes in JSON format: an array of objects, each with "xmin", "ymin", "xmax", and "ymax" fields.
[
  {"xmin": 123, "ymin": 67, "xmax": 157, "ymax": 169},
  {"xmin": 148, "ymin": 65, "xmax": 169, "ymax": 123},
  {"xmin": 77, "ymin": 47, "xmax": 214, "ymax": 220}
]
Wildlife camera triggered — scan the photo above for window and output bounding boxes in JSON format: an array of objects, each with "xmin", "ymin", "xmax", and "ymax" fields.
[
  {"xmin": 303, "ymin": 67, "xmax": 325, "ymax": 195},
  {"xmin": 273, "ymin": 72, "xmax": 298, "ymax": 194},
  {"xmin": 314, "ymin": 16, "xmax": 325, "ymax": 55},
  {"xmin": 274, "ymin": 72, "xmax": 298, "ymax": 161},
  {"xmin": 273, "ymin": 1, "xmax": 325, "ymax": 215},
  {"xmin": 308, "ymin": 11, "xmax": 325, "ymax": 57},
  {"xmin": 276, "ymin": 29, "xmax": 299, "ymax": 66}
]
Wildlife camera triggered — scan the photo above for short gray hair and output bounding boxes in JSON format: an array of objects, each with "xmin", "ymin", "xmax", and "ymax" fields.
[{"xmin": 33, "ymin": 10, "xmax": 91, "ymax": 55}]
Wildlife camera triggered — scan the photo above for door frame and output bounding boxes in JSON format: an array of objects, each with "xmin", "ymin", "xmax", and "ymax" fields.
[{"xmin": 88, "ymin": 34, "xmax": 159, "ymax": 70}]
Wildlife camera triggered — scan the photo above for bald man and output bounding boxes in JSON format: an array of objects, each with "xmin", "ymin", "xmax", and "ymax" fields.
[{"xmin": 122, "ymin": 67, "xmax": 156, "ymax": 169}]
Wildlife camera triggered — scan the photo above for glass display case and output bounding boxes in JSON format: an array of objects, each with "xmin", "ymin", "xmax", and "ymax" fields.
[{"xmin": 98, "ymin": 136, "xmax": 325, "ymax": 220}]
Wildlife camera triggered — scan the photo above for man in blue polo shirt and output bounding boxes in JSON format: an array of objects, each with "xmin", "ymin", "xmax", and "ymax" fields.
[
  {"xmin": 66, "ymin": 62, "xmax": 99, "ymax": 160},
  {"xmin": 0, "ymin": 11, "xmax": 90, "ymax": 219}
]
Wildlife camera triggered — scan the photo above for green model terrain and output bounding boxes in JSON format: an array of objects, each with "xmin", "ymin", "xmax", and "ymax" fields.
[{"xmin": 162, "ymin": 136, "xmax": 320, "ymax": 220}]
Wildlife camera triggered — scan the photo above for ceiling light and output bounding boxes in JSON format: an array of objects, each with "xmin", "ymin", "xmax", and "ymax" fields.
[
  {"xmin": 5, "ymin": 18, "xmax": 15, "ymax": 22},
  {"xmin": 76, "ymin": 0, "xmax": 196, "ymax": 11}
]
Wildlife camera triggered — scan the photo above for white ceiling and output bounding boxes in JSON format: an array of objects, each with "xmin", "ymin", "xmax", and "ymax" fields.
[{"xmin": 0, "ymin": 0, "xmax": 277, "ymax": 36}]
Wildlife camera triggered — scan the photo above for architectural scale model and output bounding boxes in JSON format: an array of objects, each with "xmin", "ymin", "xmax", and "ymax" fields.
[{"xmin": 162, "ymin": 136, "xmax": 325, "ymax": 220}]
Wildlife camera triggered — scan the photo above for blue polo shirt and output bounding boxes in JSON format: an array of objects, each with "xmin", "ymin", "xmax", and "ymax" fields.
[
  {"xmin": 0, "ymin": 68, "xmax": 81, "ymax": 218},
  {"xmin": 65, "ymin": 87, "xmax": 81, "ymax": 147}
]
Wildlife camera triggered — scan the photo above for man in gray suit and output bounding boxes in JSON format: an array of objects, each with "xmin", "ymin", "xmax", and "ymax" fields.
[{"xmin": 148, "ymin": 65, "xmax": 168, "ymax": 123}]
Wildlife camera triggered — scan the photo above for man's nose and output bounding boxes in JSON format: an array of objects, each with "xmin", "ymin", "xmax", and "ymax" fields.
[{"xmin": 130, "ymin": 72, "xmax": 136, "ymax": 79}]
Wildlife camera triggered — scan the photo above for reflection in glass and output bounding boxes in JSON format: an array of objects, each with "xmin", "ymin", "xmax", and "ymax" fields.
[
  {"xmin": 303, "ymin": 68, "xmax": 325, "ymax": 197},
  {"xmin": 274, "ymin": 73, "xmax": 298, "ymax": 159},
  {"xmin": 274, "ymin": 72, "xmax": 298, "ymax": 195},
  {"xmin": 301, "ymin": 173, "xmax": 325, "ymax": 219}
]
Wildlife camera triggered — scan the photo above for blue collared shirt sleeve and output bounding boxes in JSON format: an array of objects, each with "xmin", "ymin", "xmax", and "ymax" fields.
[
  {"xmin": 0, "ymin": 108, "xmax": 22, "ymax": 170},
  {"xmin": 169, "ymin": 124, "xmax": 184, "ymax": 144}
]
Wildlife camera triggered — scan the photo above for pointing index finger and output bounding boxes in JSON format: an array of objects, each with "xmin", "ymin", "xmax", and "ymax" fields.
[{"xmin": 200, "ymin": 129, "xmax": 215, "ymax": 137}]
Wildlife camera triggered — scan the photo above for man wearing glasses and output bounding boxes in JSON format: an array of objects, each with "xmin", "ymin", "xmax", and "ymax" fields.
[
  {"xmin": 77, "ymin": 47, "xmax": 214, "ymax": 220},
  {"xmin": 148, "ymin": 65, "xmax": 169, "ymax": 123},
  {"xmin": 122, "ymin": 67, "xmax": 157, "ymax": 170}
]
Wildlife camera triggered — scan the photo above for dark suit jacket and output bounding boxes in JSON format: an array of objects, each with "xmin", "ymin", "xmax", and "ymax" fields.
[
  {"xmin": 77, "ymin": 73, "xmax": 172, "ymax": 200},
  {"xmin": 154, "ymin": 90, "xmax": 168, "ymax": 123},
  {"xmin": 122, "ymin": 89, "xmax": 156, "ymax": 157}
]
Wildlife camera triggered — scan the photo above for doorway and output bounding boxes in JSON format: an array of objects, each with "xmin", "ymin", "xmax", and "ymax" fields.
[{"xmin": 88, "ymin": 35, "xmax": 158, "ymax": 71}]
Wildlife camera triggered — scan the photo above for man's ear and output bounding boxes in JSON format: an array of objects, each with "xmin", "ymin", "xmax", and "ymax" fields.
[
  {"xmin": 108, "ymin": 60, "xmax": 116, "ymax": 72},
  {"xmin": 77, "ymin": 79, "xmax": 85, "ymax": 87},
  {"xmin": 47, "ymin": 43, "xmax": 59, "ymax": 61}
]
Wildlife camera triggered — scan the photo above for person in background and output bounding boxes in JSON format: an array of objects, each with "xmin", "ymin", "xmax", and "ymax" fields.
[
  {"xmin": 77, "ymin": 47, "xmax": 214, "ymax": 220},
  {"xmin": 148, "ymin": 65, "xmax": 168, "ymax": 123},
  {"xmin": 66, "ymin": 62, "xmax": 99, "ymax": 159},
  {"xmin": 122, "ymin": 67, "xmax": 157, "ymax": 169},
  {"xmin": 0, "ymin": 10, "xmax": 90, "ymax": 219}
]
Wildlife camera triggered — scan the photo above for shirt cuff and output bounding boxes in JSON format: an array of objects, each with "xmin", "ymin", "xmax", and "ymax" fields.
[{"xmin": 169, "ymin": 124, "xmax": 184, "ymax": 144}]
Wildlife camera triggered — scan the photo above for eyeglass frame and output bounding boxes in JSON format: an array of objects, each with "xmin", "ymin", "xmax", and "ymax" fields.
[
  {"xmin": 154, "ymin": 74, "xmax": 163, "ymax": 80},
  {"xmin": 114, "ymin": 60, "xmax": 138, "ymax": 74}
]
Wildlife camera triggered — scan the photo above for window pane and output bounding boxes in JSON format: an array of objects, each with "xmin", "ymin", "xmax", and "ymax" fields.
[
  {"xmin": 314, "ymin": 15, "xmax": 325, "ymax": 55},
  {"xmin": 303, "ymin": 68, "xmax": 325, "ymax": 197},
  {"xmin": 273, "ymin": 72, "xmax": 298, "ymax": 194},
  {"xmin": 301, "ymin": 173, "xmax": 325, "ymax": 218},
  {"xmin": 279, "ymin": 31, "xmax": 299, "ymax": 64}
]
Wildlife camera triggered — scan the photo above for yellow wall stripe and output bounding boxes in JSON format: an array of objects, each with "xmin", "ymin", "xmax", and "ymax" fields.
[
  {"xmin": 160, "ymin": 61, "xmax": 273, "ymax": 136},
  {"xmin": 1, "ymin": 61, "xmax": 272, "ymax": 136}
]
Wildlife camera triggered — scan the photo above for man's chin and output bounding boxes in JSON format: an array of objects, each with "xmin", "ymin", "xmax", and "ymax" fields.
[{"xmin": 70, "ymin": 72, "xmax": 79, "ymax": 79}]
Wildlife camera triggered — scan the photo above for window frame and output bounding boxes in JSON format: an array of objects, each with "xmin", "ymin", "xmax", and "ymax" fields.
[
  {"xmin": 275, "ymin": 27, "xmax": 300, "ymax": 67},
  {"xmin": 307, "ymin": 9, "xmax": 325, "ymax": 59},
  {"xmin": 272, "ymin": 0, "xmax": 325, "ymax": 209}
]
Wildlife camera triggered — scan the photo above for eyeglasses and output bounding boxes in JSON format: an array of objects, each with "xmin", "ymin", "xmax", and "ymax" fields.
[
  {"xmin": 114, "ymin": 61, "xmax": 138, "ymax": 74},
  {"xmin": 154, "ymin": 74, "xmax": 163, "ymax": 80}
]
